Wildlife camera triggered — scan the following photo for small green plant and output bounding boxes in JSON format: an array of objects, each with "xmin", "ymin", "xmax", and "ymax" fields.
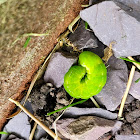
[
  {"xmin": 64, "ymin": 51, "xmax": 107, "ymax": 99},
  {"xmin": 85, "ymin": 22, "xmax": 89, "ymax": 29},
  {"xmin": 23, "ymin": 36, "xmax": 31, "ymax": 48},
  {"xmin": 120, "ymin": 57, "xmax": 140, "ymax": 65},
  {"xmin": 0, "ymin": 131, "xmax": 9, "ymax": 135},
  {"xmin": 135, "ymin": 78, "xmax": 140, "ymax": 83},
  {"xmin": 47, "ymin": 99, "xmax": 87, "ymax": 116}
]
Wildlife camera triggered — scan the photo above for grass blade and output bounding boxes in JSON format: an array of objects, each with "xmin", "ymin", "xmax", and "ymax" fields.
[
  {"xmin": 47, "ymin": 99, "xmax": 87, "ymax": 116},
  {"xmin": 23, "ymin": 37, "xmax": 31, "ymax": 48},
  {"xmin": 120, "ymin": 57, "xmax": 140, "ymax": 65},
  {"xmin": 135, "ymin": 78, "xmax": 140, "ymax": 83},
  {"xmin": 0, "ymin": 131, "xmax": 9, "ymax": 135},
  {"xmin": 85, "ymin": 22, "xmax": 88, "ymax": 29}
]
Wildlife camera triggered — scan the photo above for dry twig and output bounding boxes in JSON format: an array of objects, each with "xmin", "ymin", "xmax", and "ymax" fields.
[
  {"xmin": 68, "ymin": 15, "xmax": 80, "ymax": 33},
  {"xmin": 90, "ymin": 97, "xmax": 100, "ymax": 108},
  {"xmin": 118, "ymin": 65, "xmax": 135, "ymax": 119},
  {"xmin": 53, "ymin": 98, "xmax": 75, "ymax": 140},
  {"xmin": 9, "ymin": 98, "xmax": 62, "ymax": 140},
  {"xmin": 128, "ymin": 56, "xmax": 140, "ymax": 70},
  {"xmin": 29, "ymin": 122, "xmax": 37, "ymax": 140}
]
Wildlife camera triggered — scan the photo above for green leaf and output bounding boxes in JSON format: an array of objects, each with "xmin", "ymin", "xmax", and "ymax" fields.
[
  {"xmin": 23, "ymin": 37, "xmax": 31, "ymax": 48},
  {"xmin": 0, "ymin": 131, "xmax": 9, "ymax": 135},
  {"xmin": 47, "ymin": 99, "xmax": 87, "ymax": 116},
  {"xmin": 135, "ymin": 78, "xmax": 140, "ymax": 83},
  {"xmin": 85, "ymin": 22, "xmax": 88, "ymax": 29},
  {"xmin": 120, "ymin": 57, "xmax": 140, "ymax": 65}
]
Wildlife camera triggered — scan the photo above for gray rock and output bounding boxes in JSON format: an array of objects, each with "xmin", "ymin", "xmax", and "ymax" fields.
[
  {"xmin": 63, "ymin": 107, "xmax": 117, "ymax": 120},
  {"xmin": 132, "ymin": 118, "xmax": 140, "ymax": 134},
  {"xmin": 115, "ymin": 135, "xmax": 140, "ymax": 140},
  {"xmin": 6, "ymin": 134, "xmax": 24, "ymax": 140},
  {"xmin": 125, "ymin": 95, "xmax": 135, "ymax": 104},
  {"xmin": 69, "ymin": 20, "xmax": 98, "ymax": 50},
  {"xmin": 125, "ymin": 109, "xmax": 140, "ymax": 123},
  {"xmin": 112, "ymin": 121, "xmax": 123, "ymax": 135},
  {"xmin": 113, "ymin": 0, "xmax": 140, "ymax": 23},
  {"xmin": 34, "ymin": 125, "xmax": 48, "ymax": 140},
  {"xmin": 95, "ymin": 56, "xmax": 128, "ymax": 111},
  {"xmin": 129, "ymin": 71, "xmax": 140, "ymax": 100},
  {"xmin": 115, "ymin": 0, "xmax": 140, "ymax": 12},
  {"xmin": 80, "ymin": 1, "xmax": 140, "ymax": 57},
  {"xmin": 136, "ymin": 100, "xmax": 140, "ymax": 109},
  {"xmin": 55, "ymin": 116, "xmax": 115, "ymax": 140},
  {"xmin": 90, "ymin": 0, "xmax": 140, "ymax": 21},
  {"xmin": 1, "ymin": 112, "xmax": 31, "ymax": 140},
  {"xmin": 44, "ymin": 52, "xmax": 77, "ymax": 88}
]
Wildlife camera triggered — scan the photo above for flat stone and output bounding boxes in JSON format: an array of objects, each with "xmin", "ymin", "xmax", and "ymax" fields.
[
  {"xmin": 63, "ymin": 107, "xmax": 117, "ymax": 120},
  {"xmin": 80, "ymin": 1, "xmax": 140, "ymax": 57},
  {"xmin": 113, "ymin": 0, "xmax": 140, "ymax": 23},
  {"xmin": 132, "ymin": 118, "xmax": 140, "ymax": 134},
  {"xmin": 112, "ymin": 121, "xmax": 123, "ymax": 135},
  {"xmin": 125, "ymin": 95, "xmax": 135, "ymax": 104},
  {"xmin": 55, "ymin": 116, "xmax": 115, "ymax": 140},
  {"xmin": 98, "ymin": 134, "xmax": 112, "ymax": 140},
  {"xmin": 115, "ymin": 0, "xmax": 140, "ymax": 12},
  {"xmin": 34, "ymin": 125, "xmax": 48, "ymax": 140},
  {"xmin": 1, "ymin": 112, "xmax": 31, "ymax": 140},
  {"xmin": 69, "ymin": 20, "xmax": 98, "ymax": 50},
  {"xmin": 125, "ymin": 109, "xmax": 140, "ymax": 123},
  {"xmin": 0, "ymin": 0, "xmax": 87, "ymax": 130},
  {"xmin": 136, "ymin": 100, "xmax": 140, "ymax": 109},
  {"xmin": 5, "ymin": 134, "xmax": 24, "ymax": 140},
  {"xmin": 44, "ymin": 52, "xmax": 77, "ymax": 88},
  {"xmin": 129, "ymin": 71, "xmax": 140, "ymax": 100},
  {"xmin": 115, "ymin": 135, "xmax": 140, "ymax": 140},
  {"xmin": 95, "ymin": 56, "xmax": 128, "ymax": 111}
]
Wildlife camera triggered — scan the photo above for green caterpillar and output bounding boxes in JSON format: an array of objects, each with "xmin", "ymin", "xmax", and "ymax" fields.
[{"xmin": 64, "ymin": 51, "xmax": 107, "ymax": 99}]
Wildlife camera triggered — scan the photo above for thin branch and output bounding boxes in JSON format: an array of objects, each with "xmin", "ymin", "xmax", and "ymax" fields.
[
  {"xmin": 68, "ymin": 15, "xmax": 80, "ymax": 33},
  {"xmin": 128, "ymin": 56, "xmax": 140, "ymax": 70},
  {"xmin": 118, "ymin": 65, "xmax": 135, "ymax": 119},
  {"xmin": 47, "ymin": 99, "xmax": 87, "ymax": 116},
  {"xmin": 12, "ymin": 32, "xmax": 49, "ymax": 45},
  {"xmin": 90, "ymin": 96, "xmax": 100, "ymax": 108},
  {"xmin": 53, "ymin": 98, "xmax": 75, "ymax": 140},
  {"xmin": 9, "ymin": 98, "xmax": 62, "ymax": 140},
  {"xmin": 29, "ymin": 122, "xmax": 37, "ymax": 140}
]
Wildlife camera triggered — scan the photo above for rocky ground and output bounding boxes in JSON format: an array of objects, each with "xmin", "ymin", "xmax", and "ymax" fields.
[{"xmin": 1, "ymin": 0, "xmax": 140, "ymax": 140}]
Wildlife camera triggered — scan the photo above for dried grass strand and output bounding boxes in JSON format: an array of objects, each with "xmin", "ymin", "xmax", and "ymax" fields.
[
  {"xmin": 9, "ymin": 98, "xmax": 62, "ymax": 140},
  {"xmin": 29, "ymin": 122, "xmax": 37, "ymax": 140},
  {"xmin": 118, "ymin": 65, "xmax": 135, "ymax": 119},
  {"xmin": 128, "ymin": 56, "xmax": 140, "ymax": 70}
]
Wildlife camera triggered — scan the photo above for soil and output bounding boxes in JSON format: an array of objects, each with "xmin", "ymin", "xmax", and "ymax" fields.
[
  {"xmin": 119, "ymin": 99, "xmax": 140, "ymax": 135},
  {"xmin": 29, "ymin": 79, "xmax": 96, "ymax": 127}
]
